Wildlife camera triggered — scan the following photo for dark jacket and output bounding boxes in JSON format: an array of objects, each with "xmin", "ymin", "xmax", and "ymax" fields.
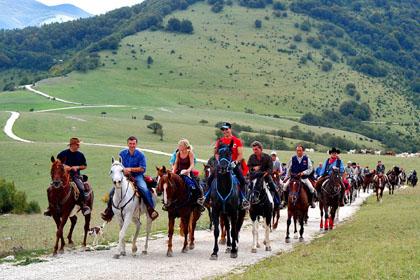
[{"xmin": 247, "ymin": 153, "xmax": 273, "ymax": 177}]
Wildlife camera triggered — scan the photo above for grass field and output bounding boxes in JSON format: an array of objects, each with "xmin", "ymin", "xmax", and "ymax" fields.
[{"xmin": 226, "ymin": 186, "xmax": 420, "ymax": 280}]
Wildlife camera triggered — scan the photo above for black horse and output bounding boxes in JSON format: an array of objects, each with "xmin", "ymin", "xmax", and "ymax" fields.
[
  {"xmin": 319, "ymin": 168, "xmax": 341, "ymax": 231},
  {"xmin": 209, "ymin": 141, "xmax": 244, "ymax": 260},
  {"xmin": 249, "ymin": 175, "xmax": 274, "ymax": 253},
  {"xmin": 408, "ymin": 171, "xmax": 417, "ymax": 187}
]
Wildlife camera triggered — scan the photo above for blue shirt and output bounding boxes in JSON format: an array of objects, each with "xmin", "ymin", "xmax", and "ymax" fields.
[
  {"xmin": 119, "ymin": 149, "xmax": 146, "ymax": 176},
  {"xmin": 320, "ymin": 158, "xmax": 344, "ymax": 176},
  {"xmin": 315, "ymin": 166, "xmax": 323, "ymax": 178}
]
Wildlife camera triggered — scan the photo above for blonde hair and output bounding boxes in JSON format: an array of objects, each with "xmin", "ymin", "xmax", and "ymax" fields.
[{"xmin": 178, "ymin": 139, "xmax": 192, "ymax": 150}]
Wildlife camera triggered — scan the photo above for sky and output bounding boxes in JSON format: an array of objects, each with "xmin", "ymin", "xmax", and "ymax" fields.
[{"xmin": 37, "ymin": 0, "xmax": 144, "ymax": 15}]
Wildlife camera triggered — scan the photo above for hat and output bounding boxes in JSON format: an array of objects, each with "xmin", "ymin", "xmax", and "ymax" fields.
[
  {"xmin": 270, "ymin": 151, "xmax": 277, "ymax": 155},
  {"xmin": 220, "ymin": 122, "xmax": 231, "ymax": 130},
  {"xmin": 347, "ymin": 161, "xmax": 352, "ymax": 164},
  {"xmin": 68, "ymin": 137, "xmax": 80, "ymax": 146},
  {"xmin": 329, "ymin": 147, "xmax": 340, "ymax": 154}
]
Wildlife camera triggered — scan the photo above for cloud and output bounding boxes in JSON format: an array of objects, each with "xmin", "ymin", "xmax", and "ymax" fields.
[{"xmin": 37, "ymin": 0, "xmax": 144, "ymax": 15}]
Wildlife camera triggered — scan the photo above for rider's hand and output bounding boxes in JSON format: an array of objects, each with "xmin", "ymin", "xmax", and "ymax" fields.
[
  {"xmin": 298, "ymin": 172, "xmax": 304, "ymax": 177},
  {"xmin": 71, "ymin": 166, "xmax": 79, "ymax": 172},
  {"xmin": 263, "ymin": 171, "xmax": 269, "ymax": 177},
  {"xmin": 123, "ymin": 168, "xmax": 131, "ymax": 175},
  {"xmin": 180, "ymin": 169, "xmax": 188, "ymax": 175},
  {"xmin": 230, "ymin": 161, "xmax": 237, "ymax": 169},
  {"xmin": 64, "ymin": 165, "xmax": 72, "ymax": 172},
  {"xmin": 253, "ymin": 166, "xmax": 260, "ymax": 171}
]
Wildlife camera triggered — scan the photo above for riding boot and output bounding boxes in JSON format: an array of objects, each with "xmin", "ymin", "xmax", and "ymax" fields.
[
  {"xmin": 196, "ymin": 187, "xmax": 206, "ymax": 212},
  {"xmin": 309, "ymin": 192, "xmax": 316, "ymax": 208},
  {"xmin": 280, "ymin": 190, "xmax": 288, "ymax": 209},
  {"xmin": 101, "ymin": 191, "xmax": 114, "ymax": 222},
  {"xmin": 146, "ymin": 205, "xmax": 159, "ymax": 221}
]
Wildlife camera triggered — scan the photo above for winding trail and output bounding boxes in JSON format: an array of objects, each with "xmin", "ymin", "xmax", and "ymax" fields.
[
  {"xmin": 24, "ymin": 85, "xmax": 83, "ymax": 105},
  {"xmin": 2, "ymin": 111, "xmax": 33, "ymax": 143}
]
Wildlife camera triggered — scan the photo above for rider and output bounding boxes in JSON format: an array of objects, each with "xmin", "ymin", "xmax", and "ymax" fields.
[
  {"xmin": 376, "ymin": 161, "xmax": 385, "ymax": 175},
  {"xmin": 344, "ymin": 161, "xmax": 352, "ymax": 176},
  {"xmin": 101, "ymin": 136, "xmax": 159, "ymax": 222},
  {"xmin": 44, "ymin": 137, "xmax": 90, "ymax": 216},
  {"xmin": 362, "ymin": 166, "xmax": 370, "ymax": 177},
  {"xmin": 271, "ymin": 151, "xmax": 282, "ymax": 174},
  {"xmin": 172, "ymin": 138, "xmax": 205, "ymax": 211},
  {"xmin": 315, "ymin": 162, "xmax": 323, "ymax": 179},
  {"xmin": 247, "ymin": 141, "xmax": 279, "ymax": 206},
  {"xmin": 206, "ymin": 122, "xmax": 249, "ymax": 210},
  {"xmin": 316, "ymin": 147, "xmax": 346, "ymax": 207},
  {"xmin": 281, "ymin": 144, "xmax": 316, "ymax": 209}
]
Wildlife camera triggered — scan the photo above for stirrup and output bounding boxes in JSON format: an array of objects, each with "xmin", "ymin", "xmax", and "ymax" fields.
[
  {"xmin": 241, "ymin": 200, "xmax": 250, "ymax": 210},
  {"xmin": 101, "ymin": 208, "xmax": 114, "ymax": 222},
  {"xmin": 148, "ymin": 209, "xmax": 159, "ymax": 221},
  {"xmin": 43, "ymin": 208, "xmax": 52, "ymax": 217}
]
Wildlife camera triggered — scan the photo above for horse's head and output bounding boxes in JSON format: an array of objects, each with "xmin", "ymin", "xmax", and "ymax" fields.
[
  {"xmin": 157, "ymin": 172, "xmax": 181, "ymax": 209},
  {"xmin": 217, "ymin": 142, "xmax": 233, "ymax": 174},
  {"xmin": 110, "ymin": 157, "xmax": 124, "ymax": 189},
  {"xmin": 50, "ymin": 156, "xmax": 68, "ymax": 188},
  {"xmin": 288, "ymin": 176, "xmax": 302, "ymax": 206},
  {"xmin": 249, "ymin": 177, "xmax": 265, "ymax": 205}
]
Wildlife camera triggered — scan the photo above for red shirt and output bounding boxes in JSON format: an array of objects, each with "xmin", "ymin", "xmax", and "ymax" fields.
[{"xmin": 216, "ymin": 136, "xmax": 243, "ymax": 161}]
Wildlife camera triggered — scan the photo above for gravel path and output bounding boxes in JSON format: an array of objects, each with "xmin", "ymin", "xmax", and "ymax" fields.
[{"xmin": 0, "ymin": 191, "xmax": 371, "ymax": 280}]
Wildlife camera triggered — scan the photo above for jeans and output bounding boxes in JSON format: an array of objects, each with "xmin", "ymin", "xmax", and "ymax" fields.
[
  {"xmin": 72, "ymin": 175, "xmax": 86, "ymax": 201},
  {"xmin": 109, "ymin": 175, "xmax": 154, "ymax": 208}
]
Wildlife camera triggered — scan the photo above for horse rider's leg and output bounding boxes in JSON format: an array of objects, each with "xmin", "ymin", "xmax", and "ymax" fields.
[
  {"xmin": 101, "ymin": 187, "xmax": 115, "ymax": 222},
  {"xmin": 233, "ymin": 165, "xmax": 249, "ymax": 209},
  {"xmin": 191, "ymin": 174, "xmax": 205, "ymax": 208},
  {"xmin": 67, "ymin": 215, "xmax": 77, "ymax": 246},
  {"xmin": 143, "ymin": 214, "xmax": 152, "ymax": 255},
  {"xmin": 82, "ymin": 213, "xmax": 91, "ymax": 248},
  {"xmin": 210, "ymin": 209, "xmax": 220, "ymax": 260},
  {"xmin": 73, "ymin": 175, "xmax": 90, "ymax": 215},
  {"xmin": 302, "ymin": 178, "xmax": 316, "ymax": 208},
  {"xmin": 136, "ymin": 176, "xmax": 159, "ymax": 221},
  {"xmin": 281, "ymin": 179, "xmax": 290, "ymax": 208},
  {"xmin": 167, "ymin": 216, "xmax": 175, "ymax": 257}
]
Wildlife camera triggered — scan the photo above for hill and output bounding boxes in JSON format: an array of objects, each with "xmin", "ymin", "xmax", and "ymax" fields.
[{"xmin": 0, "ymin": 0, "xmax": 91, "ymax": 29}]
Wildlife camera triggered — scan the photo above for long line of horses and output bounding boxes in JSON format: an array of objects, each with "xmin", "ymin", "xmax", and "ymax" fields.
[{"xmin": 46, "ymin": 151, "xmax": 417, "ymax": 259}]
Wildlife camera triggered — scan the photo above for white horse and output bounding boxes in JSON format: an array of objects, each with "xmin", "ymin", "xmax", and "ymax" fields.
[{"xmin": 109, "ymin": 157, "xmax": 156, "ymax": 259}]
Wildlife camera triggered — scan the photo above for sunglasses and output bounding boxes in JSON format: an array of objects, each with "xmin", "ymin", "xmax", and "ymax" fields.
[{"xmin": 221, "ymin": 128, "xmax": 229, "ymax": 131}]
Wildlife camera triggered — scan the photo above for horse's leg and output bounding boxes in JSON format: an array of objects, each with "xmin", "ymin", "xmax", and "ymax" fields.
[
  {"xmin": 52, "ymin": 215, "xmax": 61, "ymax": 256},
  {"xmin": 293, "ymin": 216, "xmax": 298, "ymax": 239},
  {"xmin": 82, "ymin": 213, "xmax": 91, "ymax": 249},
  {"xmin": 230, "ymin": 212, "xmax": 238, "ymax": 258},
  {"xmin": 285, "ymin": 214, "xmax": 291, "ymax": 243},
  {"xmin": 273, "ymin": 209, "xmax": 280, "ymax": 230},
  {"xmin": 181, "ymin": 215, "xmax": 189, "ymax": 253},
  {"xmin": 131, "ymin": 214, "xmax": 141, "ymax": 256},
  {"xmin": 251, "ymin": 216, "xmax": 258, "ymax": 253},
  {"xmin": 324, "ymin": 206, "xmax": 329, "ymax": 231},
  {"xmin": 143, "ymin": 215, "xmax": 152, "ymax": 255},
  {"xmin": 219, "ymin": 216, "xmax": 226, "ymax": 245},
  {"xmin": 207, "ymin": 206, "xmax": 212, "ymax": 230},
  {"xmin": 330, "ymin": 207, "xmax": 336, "ymax": 230},
  {"xmin": 299, "ymin": 216, "xmax": 305, "ymax": 241},
  {"xmin": 224, "ymin": 216, "xmax": 231, "ymax": 253},
  {"xmin": 114, "ymin": 212, "xmax": 132, "ymax": 258},
  {"xmin": 210, "ymin": 210, "xmax": 220, "ymax": 260},
  {"xmin": 57, "ymin": 213, "xmax": 70, "ymax": 254},
  {"xmin": 67, "ymin": 215, "xmax": 77, "ymax": 247},
  {"xmin": 189, "ymin": 209, "xmax": 200, "ymax": 250},
  {"xmin": 319, "ymin": 202, "xmax": 324, "ymax": 231},
  {"xmin": 265, "ymin": 214, "xmax": 272, "ymax": 251},
  {"xmin": 167, "ymin": 216, "xmax": 175, "ymax": 257}
]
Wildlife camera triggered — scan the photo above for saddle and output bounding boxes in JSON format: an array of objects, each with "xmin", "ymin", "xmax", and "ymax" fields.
[
  {"xmin": 126, "ymin": 175, "xmax": 157, "ymax": 199},
  {"xmin": 70, "ymin": 182, "xmax": 80, "ymax": 201}
]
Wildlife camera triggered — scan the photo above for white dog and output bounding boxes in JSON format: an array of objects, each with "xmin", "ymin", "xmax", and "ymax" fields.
[{"xmin": 88, "ymin": 222, "xmax": 107, "ymax": 246}]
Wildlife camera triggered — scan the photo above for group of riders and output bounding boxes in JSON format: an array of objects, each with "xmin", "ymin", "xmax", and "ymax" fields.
[{"xmin": 45, "ymin": 122, "xmax": 418, "ymax": 221}]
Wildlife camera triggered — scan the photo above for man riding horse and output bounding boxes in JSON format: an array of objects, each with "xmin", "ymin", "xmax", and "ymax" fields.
[
  {"xmin": 247, "ymin": 141, "xmax": 279, "ymax": 206},
  {"xmin": 206, "ymin": 122, "xmax": 249, "ymax": 210},
  {"xmin": 376, "ymin": 160, "xmax": 385, "ymax": 175},
  {"xmin": 281, "ymin": 144, "xmax": 317, "ymax": 209},
  {"xmin": 316, "ymin": 147, "xmax": 346, "ymax": 207},
  {"xmin": 101, "ymin": 136, "xmax": 159, "ymax": 222},
  {"xmin": 44, "ymin": 137, "xmax": 90, "ymax": 216}
]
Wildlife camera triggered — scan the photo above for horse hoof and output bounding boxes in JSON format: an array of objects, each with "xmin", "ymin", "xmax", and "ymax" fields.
[
  {"xmin": 299, "ymin": 237, "xmax": 304, "ymax": 242},
  {"xmin": 219, "ymin": 239, "xmax": 226, "ymax": 245},
  {"xmin": 257, "ymin": 243, "xmax": 261, "ymax": 248},
  {"xmin": 120, "ymin": 252, "xmax": 126, "ymax": 256},
  {"xmin": 251, "ymin": 248, "xmax": 257, "ymax": 253},
  {"xmin": 142, "ymin": 250, "xmax": 147, "ymax": 255},
  {"xmin": 210, "ymin": 254, "xmax": 218, "ymax": 260},
  {"xmin": 189, "ymin": 244, "xmax": 195, "ymax": 250},
  {"xmin": 132, "ymin": 247, "xmax": 138, "ymax": 254},
  {"xmin": 68, "ymin": 242, "xmax": 75, "ymax": 248},
  {"xmin": 285, "ymin": 238, "xmax": 290, "ymax": 243},
  {"xmin": 266, "ymin": 246, "xmax": 272, "ymax": 252},
  {"xmin": 113, "ymin": 254, "xmax": 120, "ymax": 259},
  {"xmin": 58, "ymin": 249, "xmax": 64, "ymax": 254},
  {"xmin": 263, "ymin": 240, "xmax": 266, "ymax": 245},
  {"xmin": 52, "ymin": 252, "xmax": 58, "ymax": 257},
  {"xmin": 182, "ymin": 248, "xmax": 188, "ymax": 253},
  {"xmin": 294, "ymin": 234, "xmax": 298, "ymax": 239},
  {"xmin": 225, "ymin": 247, "xmax": 231, "ymax": 253},
  {"xmin": 167, "ymin": 251, "xmax": 173, "ymax": 257},
  {"xmin": 230, "ymin": 252, "xmax": 238, "ymax": 258}
]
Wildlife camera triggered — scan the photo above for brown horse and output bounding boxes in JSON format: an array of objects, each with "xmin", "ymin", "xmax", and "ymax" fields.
[
  {"xmin": 285, "ymin": 175, "xmax": 309, "ymax": 243},
  {"xmin": 387, "ymin": 171, "xmax": 398, "ymax": 195},
  {"xmin": 48, "ymin": 156, "xmax": 93, "ymax": 255},
  {"xmin": 374, "ymin": 173, "xmax": 387, "ymax": 202},
  {"xmin": 156, "ymin": 167, "xmax": 201, "ymax": 257},
  {"xmin": 271, "ymin": 170, "xmax": 283, "ymax": 230},
  {"xmin": 362, "ymin": 171, "xmax": 375, "ymax": 193},
  {"xmin": 318, "ymin": 169, "xmax": 341, "ymax": 231}
]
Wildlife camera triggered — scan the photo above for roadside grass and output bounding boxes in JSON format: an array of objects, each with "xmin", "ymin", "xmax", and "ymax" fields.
[
  {"xmin": 35, "ymin": 2, "xmax": 418, "ymax": 125},
  {"xmin": 0, "ymin": 90, "xmax": 72, "ymax": 112},
  {"xmin": 226, "ymin": 187, "xmax": 420, "ymax": 280}
]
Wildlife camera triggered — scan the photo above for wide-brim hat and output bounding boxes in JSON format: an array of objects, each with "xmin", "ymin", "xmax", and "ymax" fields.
[
  {"xmin": 329, "ymin": 147, "xmax": 340, "ymax": 154},
  {"xmin": 220, "ymin": 122, "xmax": 231, "ymax": 130},
  {"xmin": 68, "ymin": 137, "xmax": 80, "ymax": 146}
]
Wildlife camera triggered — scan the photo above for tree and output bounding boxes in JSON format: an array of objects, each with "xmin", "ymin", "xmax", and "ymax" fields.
[
  {"xmin": 255, "ymin": 19, "xmax": 262, "ymax": 29},
  {"xmin": 147, "ymin": 56, "xmax": 154, "ymax": 65},
  {"xmin": 147, "ymin": 122, "xmax": 162, "ymax": 134},
  {"xmin": 166, "ymin": 18, "xmax": 181, "ymax": 32},
  {"xmin": 180, "ymin": 20, "xmax": 194, "ymax": 34},
  {"xmin": 321, "ymin": 61, "xmax": 333, "ymax": 72}
]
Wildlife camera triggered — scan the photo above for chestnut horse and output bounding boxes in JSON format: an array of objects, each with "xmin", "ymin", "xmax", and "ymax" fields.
[
  {"xmin": 374, "ymin": 173, "xmax": 387, "ymax": 202},
  {"xmin": 285, "ymin": 175, "xmax": 309, "ymax": 243},
  {"xmin": 271, "ymin": 170, "xmax": 283, "ymax": 229},
  {"xmin": 362, "ymin": 171, "xmax": 375, "ymax": 193},
  {"xmin": 156, "ymin": 167, "xmax": 201, "ymax": 257},
  {"xmin": 319, "ymin": 169, "xmax": 341, "ymax": 231},
  {"xmin": 47, "ymin": 156, "xmax": 93, "ymax": 255}
]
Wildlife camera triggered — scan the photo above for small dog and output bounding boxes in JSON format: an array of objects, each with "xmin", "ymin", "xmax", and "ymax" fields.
[{"xmin": 88, "ymin": 222, "xmax": 107, "ymax": 246}]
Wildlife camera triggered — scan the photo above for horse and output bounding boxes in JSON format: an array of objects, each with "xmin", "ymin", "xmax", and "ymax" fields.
[
  {"xmin": 362, "ymin": 171, "xmax": 375, "ymax": 193},
  {"xmin": 47, "ymin": 156, "xmax": 93, "ymax": 256},
  {"xmin": 209, "ymin": 141, "xmax": 245, "ymax": 260},
  {"xmin": 398, "ymin": 170, "xmax": 407, "ymax": 187},
  {"xmin": 386, "ymin": 171, "xmax": 398, "ymax": 195},
  {"xmin": 285, "ymin": 174, "xmax": 309, "ymax": 243},
  {"xmin": 347, "ymin": 174, "xmax": 358, "ymax": 204},
  {"xmin": 407, "ymin": 171, "xmax": 417, "ymax": 187},
  {"xmin": 318, "ymin": 169, "xmax": 341, "ymax": 231},
  {"xmin": 249, "ymin": 176, "xmax": 274, "ymax": 253},
  {"xmin": 156, "ymin": 167, "xmax": 201, "ymax": 257},
  {"xmin": 373, "ymin": 173, "xmax": 387, "ymax": 202},
  {"xmin": 271, "ymin": 170, "xmax": 283, "ymax": 230},
  {"xmin": 109, "ymin": 157, "xmax": 155, "ymax": 258}
]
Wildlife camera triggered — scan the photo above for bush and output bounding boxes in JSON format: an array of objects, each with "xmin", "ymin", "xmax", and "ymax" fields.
[
  {"xmin": 199, "ymin": 119, "xmax": 209, "ymax": 124},
  {"xmin": 144, "ymin": 115, "xmax": 154, "ymax": 121},
  {"xmin": 345, "ymin": 83, "xmax": 357, "ymax": 96},
  {"xmin": 147, "ymin": 122, "xmax": 162, "ymax": 134},
  {"xmin": 0, "ymin": 178, "xmax": 40, "ymax": 214},
  {"xmin": 255, "ymin": 19, "xmax": 262, "ymax": 29},
  {"xmin": 339, "ymin": 101, "xmax": 371, "ymax": 121},
  {"xmin": 293, "ymin": 34, "xmax": 302, "ymax": 42},
  {"xmin": 273, "ymin": 2, "xmax": 286, "ymax": 10},
  {"xmin": 321, "ymin": 61, "xmax": 333, "ymax": 72}
]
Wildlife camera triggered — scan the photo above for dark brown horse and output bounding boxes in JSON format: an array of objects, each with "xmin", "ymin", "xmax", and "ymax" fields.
[
  {"xmin": 374, "ymin": 173, "xmax": 387, "ymax": 202},
  {"xmin": 48, "ymin": 156, "xmax": 93, "ymax": 255},
  {"xmin": 319, "ymin": 169, "xmax": 341, "ymax": 231},
  {"xmin": 387, "ymin": 171, "xmax": 398, "ymax": 195},
  {"xmin": 156, "ymin": 167, "xmax": 201, "ymax": 257},
  {"xmin": 285, "ymin": 175, "xmax": 309, "ymax": 243},
  {"xmin": 271, "ymin": 170, "xmax": 283, "ymax": 230},
  {"xmin": 362, "ymin": 171, "xmax": 375, "ymax": 193}
]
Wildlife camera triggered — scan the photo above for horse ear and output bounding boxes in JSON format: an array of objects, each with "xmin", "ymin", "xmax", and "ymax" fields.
[
  {"xmin": 50, "ymin": 156, "xmax": 55, "ymax": 163},
  {"xmin": 167, "ymin": 171, "xmax": 171, "ymax": 179},
  {"xmin": 119, "ymin": 156, "xmax": 123, "ymax": 163},
  {"xmin": 112, "ymin": 157, "xmax": 115, "ymax": 164},
  {"xmin": 162, "ymin": 166, "xmax": 167, "ymax": 173}
]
